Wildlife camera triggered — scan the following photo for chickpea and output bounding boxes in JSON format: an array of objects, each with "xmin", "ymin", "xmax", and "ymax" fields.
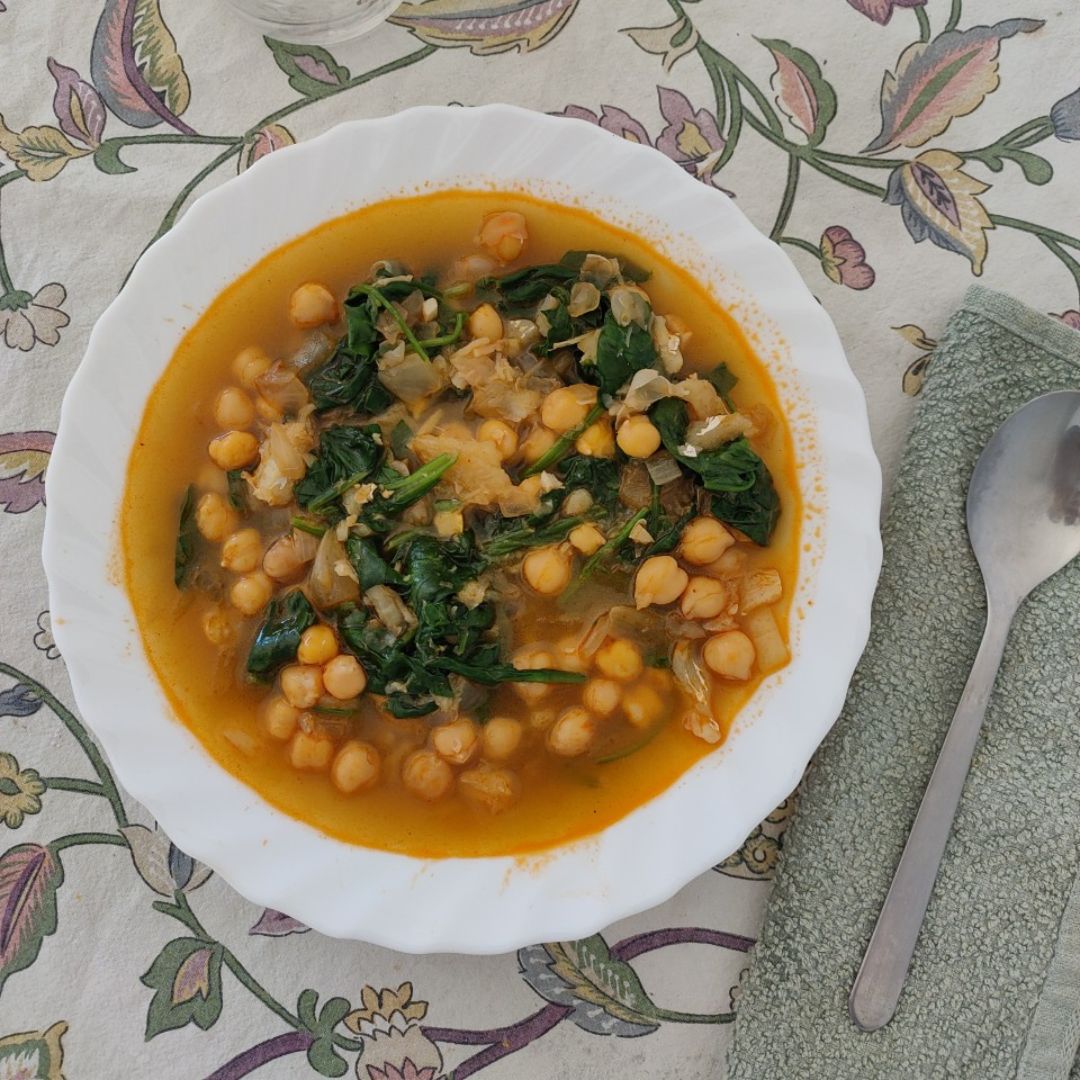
[
  {"xmin": 522, "ymin": 544, "xmax": 573, "ymax": 597},
  {"xmin": 548, "ymin": 706, "xmax": 598, "ymax": 757},
  {"xmin": 401, "ymin": 749, "xmax": 454, "ymax": 802},
  {"xmin": 553, "ymin": 635, "xmax": 587, "ymax": 674},
  {"xmin": 232, "ymin": 345, "xmax": 271, "ymax": 390},
  {"xmin": 459, "ymin": 765, "xmax": 520, "ymax": 813},
  {"xmin": 220, "ymin": 528, "xmax": 262, "ymax": 574},
  {"xmin": 478, "ymin": 210, "xmax": 528, "ymax": 263},
  {"xmin": 519, "ymin": 424, "xmax": 557, "ymax": 465},
  {"xmin": 562, "ymin": 489, "xmax": 594, "ymax": 516},
  {"xmin": 261, "ymin": 696, "xmax": 299, "ymax": 741},
  {"xmin": 482, "ymin": 717, "xmax": 524, "ymax": 762},
  {"xmin": 477, "ymin": 418, "xmax": 518, "ymax": 461},
  {"xmin": 616, "ymin": 415, "xmax": 662, "ymax": 459},
  {"xmin": 680, "ymin": 517, "xmax": 735, "ymax": 566},
  {"xmin": 322, "ymin": 654, "xmax": 367, "ymax": 700},
  {"xmin": 289, "ymin": 730, "xmax": 334, "ymax": 771},
  {"xmin": 289, "ymin": 282, "xmax": 337, "ymax": 328},
  {"xmin": 708, "ymin": 547, "xmax": 747, "ymax": 576},
  {"xmin": 214, "ymin": 386, "xmax": 256, "ymax": 429},
  {"xmin": 208, "ymin": 430, "xmax": 259, "ymax": 471},
  {"xmin": 468, "ymin": 303, "xmax": 504, "ymax": 342},
  {"xmin": 541, "ymin": 384, "xmax": 598, "ymax": 434},
  {"xmin": 634, "ymin": 555, "xmax": 689, "ymax": 609},
  {"xmin": 432, "ymin": 717, "xmax": 480, "ymax": 766},
  {"xmin": 195, "ymin": 492, "xmax": 238, "ymax": 543},
  {"xmin": 263, "ymin": 533, "xmax": 313, "ymax": 582},
  {"xmin": 623, "ymin": 684, "xmax": 664, "ymax": 728},
  {"xmin": 512, "ymin": 647, "xmax": 555, "ymax": 705},
  {"xmin": 331, "ymin": 740, "xmax": 381, "ymax": 794},
  {"xmin": 201, "ymin": 604, "xmax": 237, "ymax": 647},
  {"xmin": 583, "ymin": 678, "xmax": 621, "ymax": 717},
  {"xmin": 680, "ymin": 576, "xmax": 732, "ymax": 620},
  {"xmin": 569, "ymin": 523, "xmax": 605, "ymax": 556},
  {"xmin": 594, "ymin": 638, "xmax": 644, "ymax": 682},
  {"xmin": 703, "ymin": 630, "xmax": 756, "ymax": 681},
  {"xmin": 280, "ymin": 664, "xmax": 324, "ymax": 709},
  {"xmin": 297, "ymin": 624, "xmax": 337, "ymax": 666},
  {"xmin": 575, "ymin": 418, "xmax": 615, "ymax": 458},
  {"xmin": 229, "ymin": 571, "xmax": 273, "ymax": 617}
]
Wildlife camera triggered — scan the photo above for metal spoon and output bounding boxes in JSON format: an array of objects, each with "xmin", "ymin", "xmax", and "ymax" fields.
[{"xmin": 849, "ymin": 389, "xmax": 1080, "ymax": 1032}]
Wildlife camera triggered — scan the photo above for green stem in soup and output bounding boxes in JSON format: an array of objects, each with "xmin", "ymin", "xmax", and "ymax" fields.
[
  {"xmin": 349, "ymin": 282, "xmax": 432, "ymax": 362},
  {"xmin": 290, "ymin": 517, "xmax": 326, "ymax": 538},
  {"xmin": 295, "ymin": 425, "xmax": 384, "ymax": 514},
  {"xmin": 417, "ymin": 311, "xmax": 465, "ymax": 349},
  {"xmin": 173, "ymin": 484, "xmax": 198, "ymax": 589},
  {"xmin": 563, "ymin": 507, "xmax": 649, "ymax": 602},
  {"xmin": 246, "ymin": 590, "xmax": 316, "ymax": 679},
  {"xmin": 360, "ymin": 452, "xmax": 457, "ymax": 529},
  {"xmin": 522, "ymin": 402, "xmax": 605, "ymax": 478}
]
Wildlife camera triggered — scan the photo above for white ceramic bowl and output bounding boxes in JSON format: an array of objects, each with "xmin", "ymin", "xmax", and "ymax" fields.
[{"xmin": 43, "ymin": 105, "xmax": 881, "ymax": 953}]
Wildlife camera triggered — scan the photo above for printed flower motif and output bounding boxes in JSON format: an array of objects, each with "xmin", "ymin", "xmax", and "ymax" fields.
[
  {"xmin": 846, "ymin": 0, "xmax": 926, "ymax": 25},
  {"xmin": 0, "ymin": 1022, "xmax": 67, "ymax": 1080},
  {"xmin": 0, "ymin": 431, "xmax": 53, "ymax": 514},
  {"xmin": 0, "ymin": 753, "xmax": 46, "ymax": 830},
  {"xmin": 819, "ymin": 226, "xmax": 876, "ymax": 290},
  {"xmin": 895, "ymin": 323, "xmax": 938, "ymax": 395},
  {"xmin": 390, "ymin": 0, "xmax": 580, "ymax": 56},
  {"xmin": 120, "ymin": 823, "xmax": 212, "ymax": 896},
  {"xmin": 557, "ymin": 105, "xmax": 651, "ymax": 145},
  {"xmin": 32, "ymin": 611, "xmax": 58, "ymax": 660},
  {"xmin": 0, "ymin": 684, "xmax": 42, "ymax": 718},
  {"xmin": 366, "ymin": 1063, "xmax": 437, "ymax": 1080},
  {"xmin": 249, "ymin": 907, "xmax": 309, "ymax": 936},
  {"xmin": 47, "ymin": 58, "xmax": 106, "ymax": 149},
  {"xmin": 240, "ymin": 124, "xmax": 296, "ymax": 172},
  {"xmin": 1054, "ymin": 310, "xmax": 1080, "ymax": 331},
  {"xmin": 0, "ymin": 285, "xmax": 69, "ymax": 352},
  {"xmin": 621, "ymin": 14, "xmax": 699, "ymax": 73},
  {"xmin": 885, "ymin": 150, "xmax": 993, "ymax": 274},
  {"xmin": 0, "ymin": 117, "xmax": 90, "ymax": 182},
  {"xmin": 656, "ymin": 87, "xmax": 725, "ymax": 181},
  {"xmin": 345, "ymin": 983, "xmax": 442, "ymax": 1080},
  {"xmin": 1051, "ymin": 87, "xmax": 1080, "ymax": 141}
]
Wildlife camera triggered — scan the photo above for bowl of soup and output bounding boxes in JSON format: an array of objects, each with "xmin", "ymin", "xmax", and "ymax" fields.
[{"xmin": 43, "ymin": 105, "xmax": 881, "ymax": 952}]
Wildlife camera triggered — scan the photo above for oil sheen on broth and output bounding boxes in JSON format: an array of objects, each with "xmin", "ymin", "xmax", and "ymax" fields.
[{"xmin": 122, "ymin": 190, "xmax": 800, "ymax": 858}]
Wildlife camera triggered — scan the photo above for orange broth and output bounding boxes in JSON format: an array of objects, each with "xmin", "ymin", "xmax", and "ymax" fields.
[{"xmin": 121, "ymin": 190, "xmax": 800, "ymax": 857}]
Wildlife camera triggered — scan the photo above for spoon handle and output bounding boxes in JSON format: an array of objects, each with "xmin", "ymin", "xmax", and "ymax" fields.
[{"xmin": 849, "ymin": 599, "xmax": 1015, "ymax": 1032}]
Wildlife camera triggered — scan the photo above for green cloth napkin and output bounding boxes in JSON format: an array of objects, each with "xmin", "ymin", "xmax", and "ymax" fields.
[{"xmin": 727, "ymin": 286, "xmax": 1080, "ymax": 1080}]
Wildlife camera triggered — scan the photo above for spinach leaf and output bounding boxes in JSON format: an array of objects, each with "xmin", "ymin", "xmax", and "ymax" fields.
[
  {"xmin": 705, "ymin": 362, "xmax": 738, "ymax": 409},
  {"xmin": 174, "ymin": 485, "xmax": 198, "ymax": 588},
  {"xmin": 294, "ymin": 425, "xmax": 383, "ymax": 512},
  {"xmin": 651, "ymin": 398, "xmax": 780, "ymax": 544},
  {"xmin": 306, "ymin": 347, "xmax": 392, "ymax": 414},
  {"xmin": 390, "ymin": 420, "xmax": 413, "ymax": 458},
  {"xmin": 710, "ymin": 465, "xmax": 780, "ymax": 546},
  {"xmin": 482, "ymin": 515, "xmax": 582, "ymax": 560},
  {"xmin": 346, "ymin": 536, "xmax": 404, "ymax": 590},
  {"xmin": 226, "ymin": 470, "xmax": 248, "ymax": 512},
  {"xmin": 587, "ymin": 311, "xmax": 657, "ymax": 397},
  {"xmin": 559, "ymin": 455, "xmax": 621, "ymax": 513},
  {"xmin": 247, "ymin": 590, "xmax": 316, "ymax": 679},
  {"xmin": 402, "ymin": 532, "xmax": 485, "ymax": 604},
  {"xmin": 435, "ymin": 656, "xmax": 584, "ymax": 687},
  {"xmin": 480, "ymin": 263, "xmax": 579, "ymax": 305},
  {"xmin": 359, "ymin": 453, "xmax": 457, "ymax": 532}
]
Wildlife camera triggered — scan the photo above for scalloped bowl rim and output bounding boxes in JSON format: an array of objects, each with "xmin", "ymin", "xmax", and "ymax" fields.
[{"xmin": 43, "ymin": 105, "xmax": 881, "ymax": 954}]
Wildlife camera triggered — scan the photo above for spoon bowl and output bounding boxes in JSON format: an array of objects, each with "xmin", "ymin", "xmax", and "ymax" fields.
[
  {"xmin": 850, "ymin": 389, "xmax": 1080, "ymax": 1031},
  {"xmin": 968, "ymin": 391, "xmax": 1080, "ymax": 603}
]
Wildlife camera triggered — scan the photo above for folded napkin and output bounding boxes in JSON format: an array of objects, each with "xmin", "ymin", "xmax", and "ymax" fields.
[{"xmin": 727, "ymin": 286, "xmax": 1080, "ymax": 1080}]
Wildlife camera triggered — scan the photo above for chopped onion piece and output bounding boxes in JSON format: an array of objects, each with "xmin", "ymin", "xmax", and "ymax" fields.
[
  {"xmin": 672, "ymin": 639, "xmax": 710, "ymax": 707},
  {"xmin": 568, "ymin": 281, "xmax": 601, "ymax": 317},
  {"xmin": 309, "ymin": 531, "xmax": 360, "ymax": 608},
  {"xmin": 289, "ymin": 331, "xmax": 335, "ymax": 374},
  {"xmin": 683, "ymin": 413, "xmax": 754, "ymax": 452},
  {"xmin": 268, "ymin": 423, "xmax": 306, "ymax": 480},
  {"xmin": 608, "ymin": 284, "xmax": 651, "ymax": 328},
  {"xmin": 580, "ymin": 253, "xmax": 619, "ymax": 288},
  {"xmin": 646, "ymin": 453, "xmax": 683, "ymax": 486},
  {"xmin": 255, "ymin": 361, "xmax": 310, "ymax": 415},
  {"xmin": 365, "ymin": 585, "xmax": 418, "ymax": 638}
]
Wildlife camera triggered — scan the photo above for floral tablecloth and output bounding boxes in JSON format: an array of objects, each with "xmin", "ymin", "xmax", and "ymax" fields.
[{"xmin": 1, "ymin": 1, "xmax": 1077, "ymax": 1077}]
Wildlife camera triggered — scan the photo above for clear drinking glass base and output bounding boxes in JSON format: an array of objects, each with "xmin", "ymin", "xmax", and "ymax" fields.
[{"xmin": 226, "ymin": 0, "xmax": 400, "ymax": 44}]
